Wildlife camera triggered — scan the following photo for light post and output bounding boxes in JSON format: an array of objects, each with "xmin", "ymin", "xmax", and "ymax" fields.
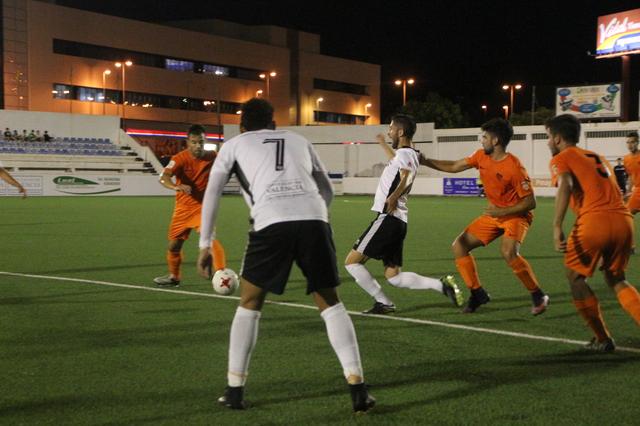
[
  {"xmin": 365, "ymin": 103, "xmax": 372, "ymax": 123},
  {"xmin": 502, "ymin": 83, "xmax": 522, "ymax": 118},
  {"xmin": 315, "ymin": 97, "xmax": 323, "ymax": 124},
  {"xmin": 394, "ymin": 78, "xmax": 415, "ymax": 106},
  {"xmin": 114, "ymin": 60, "xmax": 132, "ymax": 118},
  {"xmin": 102, "ymin": 69, "xmax": 111, "ymax": 115},
  {"xmin": 256, "ymin": 89, "xmax": 263, "ymax": 98},
  {"xmin": 214, "ymin": 69, "xmax": 223, "ymax": 130},
  {"xmin": 259, "ymin": 71, "xmax": 277, "ymax": 98},
  {"xmin": 502, "ymin": 105, "xmax": 509, "ymax": 119}
]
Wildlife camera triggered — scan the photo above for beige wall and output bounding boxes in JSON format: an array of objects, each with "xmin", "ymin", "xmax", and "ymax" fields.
[
  {"xmin": 298, "ymin": 51, "xmax": 380, "ymax": 125},
  {"xmin": 6, "ymin": 0, "xmax": 380, "ymax": 128}
]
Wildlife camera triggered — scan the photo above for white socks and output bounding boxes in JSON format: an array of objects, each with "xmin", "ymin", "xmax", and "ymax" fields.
[
  {"xmin": 387, "ymin": 272, "xmax": 443, "ymax": 292},
  {"xmin": 345, "ymin": 263, "xmax": 393, "ymax": 305},
  {"xmin": 321, "ymin": 303, "xmax": 363, "ymax": 380},
  {"xmin": 227, "ymin": 306, "xmax": 261, "ymax": 387}
]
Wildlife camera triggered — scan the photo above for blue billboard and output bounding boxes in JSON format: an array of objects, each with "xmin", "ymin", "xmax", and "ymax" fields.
[{"xmin": 443, "ymin": 177, "xmax": 480, "ymax": 195}]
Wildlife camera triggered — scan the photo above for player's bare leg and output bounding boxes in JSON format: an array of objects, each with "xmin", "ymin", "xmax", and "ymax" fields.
[
  {"xmin": 314, "ymin": 287, "xmax": 375, "ymax": 412},
  {"xmin": 501, "ymin": 237, "xmax": 549, "ymax": 315},
  {"xmin": 452, "ymin": 232, "xmax": 489, "ymax": 313},
  {"xmin": 345, "ymin": 250, "xmax": 395, "ymax": 314}
]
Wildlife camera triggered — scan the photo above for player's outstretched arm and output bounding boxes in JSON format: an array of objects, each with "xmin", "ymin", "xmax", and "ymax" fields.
[
  {"xmin": 418, "ymin": 154, "xmax": 470, "ymax": 173},
  {"xmin": 376, "ymin": 134, "xmax": 395, "ymax": 160},
  {"xmin": 0, "ymin": 167, "xmax": 26, "ymax": 198},
  {"xmin": 553, "ymin": 173, "xmax": 573, "ymax": 252}
]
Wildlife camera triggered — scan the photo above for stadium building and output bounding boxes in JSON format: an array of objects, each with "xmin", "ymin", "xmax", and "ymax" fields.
[{"xmin": 1, "ymin": 0, "xmax": 381, "ymax": 136}]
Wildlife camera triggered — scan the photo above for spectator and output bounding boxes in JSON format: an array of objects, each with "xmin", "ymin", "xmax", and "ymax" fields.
[
  {"xmin": 43, "ymin": 130, "xmax": 52, "ymax": 142},
  {"xmin": 35, "ymin": 130, "xmax": 42, "ymax": 142},
  {"xmin": 20, "ymin": 129, "xmax": 27, "ymax": 141},
  {"xmin": 614, "ymin": 157, "xmax": 628, "ymax": 195},
  {"xmin": 27, "ymin": 129, "xmax": 36, "ymax": 141},
  {"xmin": 3, "ymin": 128, "xmax": 12, "ymax": 140},
  {"xmin": 11, "ymin": 130, "xmax": 18, "ymax": 141}
]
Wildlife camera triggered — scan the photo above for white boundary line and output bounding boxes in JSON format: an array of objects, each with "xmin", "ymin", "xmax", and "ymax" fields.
[{"xmin": 2, "ymin": 271, "xmax": 639, "ymax": 354}]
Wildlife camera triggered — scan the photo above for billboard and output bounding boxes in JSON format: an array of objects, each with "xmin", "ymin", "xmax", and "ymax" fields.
[
  {"xmin": 597, "ymin": 8, "xmax": 640, "ymax": 57},
  {"xmin": 555, "ymin": 84, "xmax": 621, "ymax": 119},
  {"xmin": 443, "ymin": 178, "xmax": 480, "ymax": 196}
]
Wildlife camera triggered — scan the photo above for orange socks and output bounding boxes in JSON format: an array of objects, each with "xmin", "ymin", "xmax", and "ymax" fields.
[
  {"xmin": 455, "ymin": 255, "xmax": 481, "ymax": 290},
  {"xmin": 616, "ymin": 285, "xmax": 640, "ymax": 326},
  {"xmin": 508, "ymin": 255, "xmax": 541, "ymax": 293},
  {"xmin": 573, "ymin": 296, "xmax": 610, "ymax": 341},
  {"xmin": 212, "ymin": 239, "xmax": 227, "ymax": 272},
  {"xmin": 167, "ymin": 250, "xmax": 183, "ymax": 279}
]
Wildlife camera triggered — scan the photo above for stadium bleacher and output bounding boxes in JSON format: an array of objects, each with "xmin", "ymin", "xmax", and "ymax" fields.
[{"xmin": 0, "ymin": 137, "xmax": 156, "ymax": 174}]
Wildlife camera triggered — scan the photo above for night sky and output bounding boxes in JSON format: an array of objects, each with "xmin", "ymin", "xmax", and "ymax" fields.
[{"xmin": 56, "ymin": 0, "xmax": 640, "ymax": 124}]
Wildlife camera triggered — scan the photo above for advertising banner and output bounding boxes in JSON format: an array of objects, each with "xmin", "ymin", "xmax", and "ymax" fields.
[
  {"xmin": 443, "ymin": 177, "xmax": 480, "ymax": 196},
  {"xmin": 597, "ymin": 8, "xmax": 640, "ymax": 57},
  {"xmin": 556, "ymin": 84, "xmax": 621, "ymax": 119}
]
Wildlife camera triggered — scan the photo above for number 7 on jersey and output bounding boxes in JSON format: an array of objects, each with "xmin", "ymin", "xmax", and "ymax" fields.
[{"xmin": 264, "ymin": 139, "xmax": 285, "ymax": 171}]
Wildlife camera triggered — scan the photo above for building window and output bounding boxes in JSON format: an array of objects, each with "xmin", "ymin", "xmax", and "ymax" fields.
[
  {"xmin": 202, "ymin": 64, "xmax": 229, "ymax": 76},
  {"xmin": 165, "ymin": 59, "xmax": 194, "ymax": 72},
  {"xmin": 314, "ymin": 110, "xmax": 366, "ymax": 125},
  {"xmin": 53, "ymin": 39, "xmax": 262, "ymax": 81},
  {"xmin": 314, "ymin": 78, "xmax": 368, "ymax": 95},
  {"xmin": 52, "ymin": 83, "xmax": 73, "ymax": 99},
  {"xmin": 51, "ymin": 83, "xmax": 242, "ymax": 113}
]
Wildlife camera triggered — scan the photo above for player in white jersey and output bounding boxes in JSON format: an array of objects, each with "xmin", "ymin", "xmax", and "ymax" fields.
[
  {"xmin": 0, "ymin": 160, "xmax": 27, "ymax": 197},
  {"xmin": 197, "ymin": 98, "xmax": 374, "ymax": 413},
  {"xmin": 345, "ymin": 114, "xmax": 463, "ymax": 314}
]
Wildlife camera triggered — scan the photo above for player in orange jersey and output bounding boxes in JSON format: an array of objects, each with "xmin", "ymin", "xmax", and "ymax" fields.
[
  {"xmin": 623, "ymin": 131, "xmax": 640, "ymax": 215},
  {"xmin": 547, "ymin": 115, "xmax": 640, "ymax": 352},
  {"xmin": 420, "ymin": 118, "xmax": 549, "ymax": 314},
  {"xmin": 153, "ymin": 124, "xmax": 226, "ymax": 287}
]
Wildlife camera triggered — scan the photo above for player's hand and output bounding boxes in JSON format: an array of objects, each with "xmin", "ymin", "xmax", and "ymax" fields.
[
  {"xmin": 176, "ymin": 184, "xmax": 192, "ymax": 194},
  {"xmin": 385, "ymin": 196, "xmax": 398, "ymax": 213},
  {"xmin": 197, "ymin": 248, "xmax": 213, "ymax": 279},
  {"xmin": 376, "ymin": 134, "xmax": 386, "ymax": 145},
  {"xmin": 553, "ymin": 226, "xmax": 567, "ymax": 252}
]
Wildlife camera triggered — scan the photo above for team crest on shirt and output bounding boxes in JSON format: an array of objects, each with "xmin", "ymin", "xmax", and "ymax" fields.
[{"xmin": 521, "ymin": 180, "xmax": 530, "ymax": 191}]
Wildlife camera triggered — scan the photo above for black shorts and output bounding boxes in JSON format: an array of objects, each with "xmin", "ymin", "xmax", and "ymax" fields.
[
  {"xmin": 353, "ymin": 213, "xmax": 407, "ymax": 267},
  {"xmin": 241, "ymin": 220, "xmax": 340, "ymax": 295}
]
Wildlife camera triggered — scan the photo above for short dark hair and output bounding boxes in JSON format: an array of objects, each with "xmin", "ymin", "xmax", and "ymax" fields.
[
  {"xmin": 481, "ymin": 118, "xmax": 513, "ymax": 148},
  {"xmin": 241, "ymin": 98, "xmax": 274, "ymax": 131},
  {"xmin": 545, "ymin": 114, "xmax": 580, "ymax": 145},
  {"xmin": 391, "ymin": 113, "xmax": 417, "ymax": 139},
  {"xmin": 627, "ymin": 131, "xmax": 639, "ymax": 139},
  {"xmin": 187, "ymin": 124, "xmax": 206, "ymax": 137}
]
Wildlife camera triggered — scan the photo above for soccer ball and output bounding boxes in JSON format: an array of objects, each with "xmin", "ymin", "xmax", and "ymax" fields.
[{"xmin": 212, "ymin": 268, "xmax": 239, "ymax": 295}]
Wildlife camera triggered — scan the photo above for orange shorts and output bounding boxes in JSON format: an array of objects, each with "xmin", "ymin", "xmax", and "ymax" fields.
[
  {"xmin": 626, "ymin": 190, "xmax": 640, "ymax": 212},
  {"xmin": 565, "ymin": 212, "xmax": 634, "ymax": 277},
  {"xmin": 168, "ymin": 205, "xmax": 201, "ymax": 241},
  {"xmin": 466, "ymin": 214, "xmax": 532, "ymax": 246}
]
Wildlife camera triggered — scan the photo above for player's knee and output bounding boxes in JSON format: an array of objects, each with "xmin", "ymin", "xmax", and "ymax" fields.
[{"xmin": 501, "ymin": 249, "xmax": 517, "ymax": 263}]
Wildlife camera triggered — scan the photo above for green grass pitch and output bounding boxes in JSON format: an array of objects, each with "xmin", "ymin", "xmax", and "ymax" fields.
[{"xmin": 1, "ymin": 195, "xmax": 639, "ymax": 424}]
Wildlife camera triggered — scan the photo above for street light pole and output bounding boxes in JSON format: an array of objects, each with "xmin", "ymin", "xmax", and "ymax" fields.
[
  {"xmin": 502, "ymin": 83, "xmax": 522, "ymax": 118},
  {"xmin": 395, "ymin": 78, "xmax": 415, "ymax": 106},
  {"xmin": 502, "ymin": 105, "xmax": 509, "ymax": 119},
  {"xmin": 102, "ymin": 69, "xmax": 111, "ymax": 115},
  {"xmin": 315, "ymin": 97, "xmax": 323, "ymax": 124},
  {"xmin": 365, "ymin": 103, "xmax": 372, "ymax": 123},
  {"xmin": 259, "ymin": 71, "xmax": 277, "ymax": 98},
  {"xmin": 214, "ymin": 70, "xmax": 223, "ymax": 132},
  {"xmin": 115, "ymin": 60, "xmax": 132, "ymax": 119}
]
